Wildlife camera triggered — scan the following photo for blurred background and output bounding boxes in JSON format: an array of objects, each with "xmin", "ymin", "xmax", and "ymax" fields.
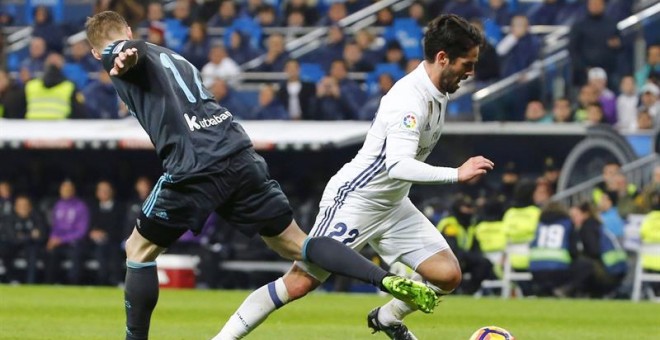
[{"xmin": 0, "ymin": 0, "xmax": 658, "ymax": 302}]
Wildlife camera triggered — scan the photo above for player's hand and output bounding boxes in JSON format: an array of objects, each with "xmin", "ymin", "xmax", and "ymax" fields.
[
  {"xmin": 109, "ymin": 47, "xmax": 139, "ymax": 76},
  {"xmin": 457, "ymin": 156, "xmax": 494, "ymax": 183}
]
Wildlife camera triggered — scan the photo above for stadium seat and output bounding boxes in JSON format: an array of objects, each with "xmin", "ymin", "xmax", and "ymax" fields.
[
  {"xmin": 631, "ymin": 243, "xmax": 660, "ymax": 302},
  {"xmin": 365, "ymin": 63, "xmax": 405, "ymax": 95},
  {"xmin": 224, "ymin": 17, "xmax": 263, "ymax": 51},
  {"xmin": 299, "ymin": 63, "xmax": 325, "ymax": 83},
  {"xmin": 382, "ymin": 18, "xmax": 423, "ymax": 60},
  {"xmin": 478, "ymin": 244, "xmax": 532, "ymax": 299}
]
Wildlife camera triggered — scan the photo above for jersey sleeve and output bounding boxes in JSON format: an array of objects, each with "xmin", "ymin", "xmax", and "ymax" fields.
[
  {"xmin": 101, "ymin": 40, "xmax": 148, "ymax": 76},
  {"xmin": 380, "ymin": 90, "xmax": 458, "ymax": 184}
]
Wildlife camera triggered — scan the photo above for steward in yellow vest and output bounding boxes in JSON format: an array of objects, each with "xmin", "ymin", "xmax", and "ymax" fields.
[
  {"xmin": 25, "ymin": 58, "xmax": 85, "ymax": 120},
  {"xmin": 437, "ymin": 195, "xmax": 492, "ymax": 294},
  {"xmin": 474, "ymin": 198, "xmax": 507, "ymax": 277},
  {"xmin": 640, "ymin": 191, "xmax": 660, "ymax": 272},
  {"xmin": 502, "ymin": 181, "xmax": 540, "ymax": 270}
]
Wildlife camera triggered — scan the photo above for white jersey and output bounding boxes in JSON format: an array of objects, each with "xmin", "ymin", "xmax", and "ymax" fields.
[{"xmin": 322, "ymin": 62, "xmax": 450, "ymax": 210}]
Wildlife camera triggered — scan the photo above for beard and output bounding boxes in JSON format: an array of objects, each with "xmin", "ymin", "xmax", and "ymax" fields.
[{"xmin": 439, "ymin": 67, "xmax": 461, "ymax": 94}]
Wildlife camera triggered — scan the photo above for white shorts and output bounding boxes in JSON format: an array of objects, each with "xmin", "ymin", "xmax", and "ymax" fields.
[{"xmin": 295, "ymin": 197, "xmax": 449, "ymax": 282}]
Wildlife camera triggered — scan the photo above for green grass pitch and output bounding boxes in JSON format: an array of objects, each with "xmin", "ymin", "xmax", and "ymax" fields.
[{"xmin": 0, "ymin": 285, "xmax": 658, "ymax": 339}]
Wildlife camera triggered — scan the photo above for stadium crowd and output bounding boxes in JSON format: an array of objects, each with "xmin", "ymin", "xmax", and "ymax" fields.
[
  {"xmin": 0, "ymin": 0, "xmax": 658, "ymax": 126},
  {"xmin": 0, "ymin": 159, "xmax": 658, "ymax": 299}
]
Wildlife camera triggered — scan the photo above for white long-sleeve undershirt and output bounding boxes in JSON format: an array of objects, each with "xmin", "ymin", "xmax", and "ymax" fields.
[{"xmin": 384, "ymin": 130, "xmax": 458, "ymax": 184}]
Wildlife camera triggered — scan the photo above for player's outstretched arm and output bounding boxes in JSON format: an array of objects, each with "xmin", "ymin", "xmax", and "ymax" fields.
[{"xmin": 457, "ymin": 156, "xmax": 495, "ymax": 183}]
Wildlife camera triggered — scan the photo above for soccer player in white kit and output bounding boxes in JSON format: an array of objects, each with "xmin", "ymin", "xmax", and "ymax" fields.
[{"xmin": 214, "ymin": 14, "xmax": 494, "ymax": 340}]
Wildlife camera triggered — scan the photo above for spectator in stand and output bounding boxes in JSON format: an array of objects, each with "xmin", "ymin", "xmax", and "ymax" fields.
[
  {"xmin": 552, "ymin": 97, "xmax": 574, "ymax": 123},
  {"xmin": 139, "ymin": 1, "xmax": 165, "ymax": 30},
  {"xmin": 382, "ymin": 40, "xmax": 407, "ymax": 71},
  {"xmin": 587, "ymin": 67, "xmax": 617, "ymax": 125},
  {"xmin": 557, "ymin": 202, "xmax": 627, "ymax": 298},
  {"xmin": 636, "ymin": 109, "xmax": 656, "ymax": 131},
  {"xmin": 0, "ymin": 181, "xmax": 12, "ymax": 219},
  {"xmin": 256, "ymin": 5, "xmax": 279, "ymax": 28},
  {"xmin": 527, "ymin": 0, "xmax": 565, "ymax": 26},
  {"xmin": 524, "ymin": 100, "xmax": 552, "ymax": 123},
  {"xmin": 164, "ymin": 0, "xmax": 192, "ymax": 53},
  {"xmin": 208, "ymin": 0, "xmax": 238, "ymax": 28},
  {"xmin": 94, "ymin": 0, "xmax": 145, "ymax": 29},
  {"xmin": 616, "ymin": 75, "xmax": 639, "ymax": 131},
  {"xmin": 374, "ymin": 6, "xmax": 395, "ymax": 27},
  {"xmin": 313, "ymin": 25, "xmax": 346, "ymax": 71},
  {"xmin": 0, "ymin": 70, "xmax": 27, "ymax": 118},
  {"xmin": 240, "ymin": 0, "xmax": 264, "ymax": 19},
  {"xmin": 529, "ymin": 202, "xmax": 578, "ymax": 296},
  {"xmin": 201, "ymin": 44, "xmax": 241, "ymax": 87},
  {"xmin": 574, "ymin": 84, "xmax": 599, "ymax": 122},
  {"xmin": 210, "ymin": 78, "xmax": 249, "ymax": 118},
  {"xmin": 499, "ymin": 161, "xmax": 519, "ymax": 207},
  {"xmin": 64, "ymin": 39, "xmax": 102, "ymax": 89},
  {"xmin": 283, "ymin": 0, "xmax": 318, "ymax": 26},
  {"xmin": 443, "ymin": 0, "xmax": 483, "ymax": 21},
  {"xmin": 315, "ymin": 60, "xmax": 365, "ymax": 120},
  {"xmin": 533, "ymin": 177, "xmax": 554, "ymax": 208},
  {"xmin": 146, "ymin": 21, "xmax": 166, "ymax": 46},
  {"xmin": 45, "ymin": 179, "xmax": 89, "ymax": 285},
  {"xmin": 585, "ymin": 102, "xmax": 606, "ymax": 125},
  {"xmin": 31, "ymin": 6, "xmax": 65, "ymax": 53},
  {"xmin": 496, "ymin": 15, "xmax": 540, "ymax": 77},
  {"xmin": 123, "ymin": 176, "xmax": 152, "ymax": 241},
  {"xmin": 484, "ymin": 0, "xmax": 512, "ymax": 27},
  {"xmin": 250, "ymin": 84, "xmax": 290, "ymax": 120},
  {"xmin": 639, "ymin": 83, "xmax": 660, "ymax": 122},
  {"xmin": 343, "ymin": 41, "xmax": 373, "ymax": 73},
  {"xmin": 470, "ymin": 19, "xmax": 500, "ymax": 84},
  {"xmin": 89, "ymin": 180, "xmax": 124, "ymax": 286},
  {"xmin": 277, "ymin": 59, "xmax": 317, "ymax": 120},
  {"xmin": 227, "ymin": 30, "xmax": 262, "ymax": 65},
  {"xmin": 569, "ymin": 0, "xmax": 621, "ymax": 86},
  {"xmin": 20, "ymin": 37, "xmax": 48, "ymax": 82},
  {"xmin": 285, "ymin": 9, "xmax": 306, "ymax": 31},
  {"xmin": 406, "ymin": 59, "xmax": 422, "ymax": 74},
  {"xmin": 181, "ymin": 21, "xmax": 211, "ymax": 70},
  {"xmin": 254, "ymin": 33, "xmax": 289, "ymax": 72},
  {"xmin": 539, "ymin": 159, "xmax": 559, "ymax": 196},
  {"xmin": 355, "ymin": 29, "xmax": 381, "ymax": 65},
  {"xmin": 83, "ymin": 69, "xmax": 121, "ymax": 119},
  {"xmin": 635, "ymin": 44, "xmax": 660, "ymax": 89},
  {"xmin": 2, "ymin": 195, "xmax": 48, "ymax": 284},
  {"xmin": 319, "ymin": 2, "xmax": 347, "ymax": 26},
  {"xmin": 408, "ymin": 1, "xmax": 428, "ymax": 26},
  {"xmin": 24, "ymin": 53, "xmax": 85, "ymax": 120},
  {"xmin": 359, "ymin": 72, "xmax": 394, "ymax": 121}
]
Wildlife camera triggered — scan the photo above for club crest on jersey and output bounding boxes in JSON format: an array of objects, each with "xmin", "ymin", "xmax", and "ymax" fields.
[{"xmin": 402, "ymin": 113, "xmax": 417, "ymax": 130}]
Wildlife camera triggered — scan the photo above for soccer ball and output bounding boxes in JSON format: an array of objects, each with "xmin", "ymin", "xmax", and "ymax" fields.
[{"xmin": 468, "ymin": 326, "xmax": 515, "ymax": 340}]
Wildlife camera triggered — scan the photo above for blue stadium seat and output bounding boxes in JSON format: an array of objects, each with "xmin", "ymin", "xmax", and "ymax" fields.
[
  {"xmin": 6, "ymin": 48, "xmax": 29, "ymax": 73},
  {"xmin": 365, "ymin": 63, "xmax": 405, "ymax": 95},
  {"xmin": 299, "ymin": 63, "xmax": 325, "ymax": 83},
  {"xmin": 382, "ymin": 18, "xmax": 424, "ymax": 60},
  {"xmin": 224, "ymin": 17, "xmax": 264, "ymax": 51}
]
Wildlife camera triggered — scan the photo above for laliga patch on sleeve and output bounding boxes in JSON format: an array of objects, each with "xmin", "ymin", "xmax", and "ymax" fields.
[
  {"xmin": 401, "ymin": 113, "xmax": 418, "ymax": 130},
  {"xmin": 112, "ymin": 41, "xmax": 127, "ymax": 54}
]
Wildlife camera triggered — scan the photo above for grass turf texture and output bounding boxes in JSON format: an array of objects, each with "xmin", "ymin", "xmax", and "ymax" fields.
[{"xmin": 0, "ymin": 285, "xmax": 658, "ymax": 339}]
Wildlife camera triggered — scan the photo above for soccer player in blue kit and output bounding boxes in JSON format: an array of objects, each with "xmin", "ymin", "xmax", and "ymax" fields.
[{"xmin": 85, "ymin": 11, "xmax": 438, "ymax": 340}]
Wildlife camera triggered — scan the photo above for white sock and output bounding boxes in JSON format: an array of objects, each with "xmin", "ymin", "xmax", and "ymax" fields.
[
  {"xmin": 377, "ymin": 298, "xmax": 416, "ymax": 326},
  {"xmin": 212, "ymin": 278, "xmax": 290, "ymax": 340}
]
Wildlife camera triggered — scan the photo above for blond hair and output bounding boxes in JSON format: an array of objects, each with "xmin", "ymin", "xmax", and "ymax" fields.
[{"xmin": 85, "ymin": 11, "xmax": 128, "ymax": 51}]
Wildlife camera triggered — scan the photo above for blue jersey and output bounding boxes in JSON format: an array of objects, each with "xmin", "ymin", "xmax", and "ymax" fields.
[
  {"xmin": 529, "ymin": 217, "xmax": 573, "ymax": 271},
  {"xmin": 101, "ymin": 40, "xmax": 252, "ymax": 181}
]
